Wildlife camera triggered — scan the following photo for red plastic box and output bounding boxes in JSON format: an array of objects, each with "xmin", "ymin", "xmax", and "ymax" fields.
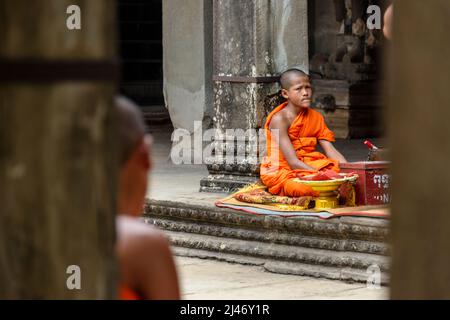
[{"xmin": 340, "ymin": 161, "xmax": 390, "ymax": 206}]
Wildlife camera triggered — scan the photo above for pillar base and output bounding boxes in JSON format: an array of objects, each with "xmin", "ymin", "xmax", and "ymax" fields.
[{"xmin": 200, "ymin": 174, "xmax": 258, "ymax": 193}]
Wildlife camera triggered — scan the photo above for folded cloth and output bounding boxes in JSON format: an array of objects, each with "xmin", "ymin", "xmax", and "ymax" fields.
[
  {"xmin": 231, "ymin": 180, "xmax": 355, "ymax": 208},
  {"xmin": 233, "ymin": 185, "xmax": 314, "ymax": 209}
]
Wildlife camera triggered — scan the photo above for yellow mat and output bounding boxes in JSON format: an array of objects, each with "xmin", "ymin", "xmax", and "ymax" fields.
[{"xmin": 215, "ymin": 183, "xmax": 389, "ymax": 219}]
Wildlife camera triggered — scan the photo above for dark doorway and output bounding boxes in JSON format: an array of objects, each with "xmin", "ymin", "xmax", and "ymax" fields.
[{"xmin": 117, "ymin": 0, "xmax": 169, "ymax": 123}]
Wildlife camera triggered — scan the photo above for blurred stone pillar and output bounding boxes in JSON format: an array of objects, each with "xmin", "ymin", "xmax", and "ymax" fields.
[
  {"xmin": 390, "ymin": 0, "xmax": 450, "ymax": 299},
  {"xmin": 200, "ymin": 0, "xmax": 309, "ymax": 192},
  {"xmin": 0, "ymin": 0, "xmax": 117, "ymax": 298}
]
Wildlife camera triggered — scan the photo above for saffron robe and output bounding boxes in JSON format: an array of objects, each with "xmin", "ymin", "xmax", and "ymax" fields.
[
  {"xmin": 260, "ymin": 102, "xmax": 340, "ymax": 197},
  {"xmin": 119, "ymin": 284, "xmax": 142, "ymax": 300}
]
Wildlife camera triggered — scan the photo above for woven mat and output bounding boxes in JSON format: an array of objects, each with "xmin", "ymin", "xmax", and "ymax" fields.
[{"xmin": 215, "ymin": 184, "xmax": 389, "ymax": 220}]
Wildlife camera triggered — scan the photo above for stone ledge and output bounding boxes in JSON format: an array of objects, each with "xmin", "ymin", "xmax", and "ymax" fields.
[
  {"xmin": 144, "ymin": 198, "xmax": 390, "ymax": 284},
  {"xmin": 172, "ymin": 247, "xmax": 389, "ymax": 285},
  {"xmin": 165, "ymin": 230, "xmax": 388, "ymax": 270},
  {"xmin": 145, "ymin": 199, "xmax": 389, "ymax": 242},
  {"xmin": 173, "ymin": 247, "xmax": 389, "ymax": 284},
  {"xmin": 264, "ymin": 261, "xmax": 389, "ymax": 285},
  {"xmin": 147, "ymin": 217, "xmax": 388, "ymax": 255},
  {"xmin": 170, "ymin": 234, "xmax": 389, "ymax": 285},
  {"xmin": 199, "ymin": 174, "xmax": 259, "ymax": 193}
]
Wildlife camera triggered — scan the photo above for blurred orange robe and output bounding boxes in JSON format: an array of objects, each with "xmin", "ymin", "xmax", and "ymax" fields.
[
  {"xmin": 119, "ymin": 284, "xmax": 142, "ymax": 300},
  {"xmin": 260, "ymin": 102, "xmax": 339, "ymax": 197}
]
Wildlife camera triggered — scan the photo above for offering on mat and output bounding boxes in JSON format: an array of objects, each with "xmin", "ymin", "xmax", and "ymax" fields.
[{"xmin": 294, "ymin": 172, "xmax": 358, "ymax": 209}]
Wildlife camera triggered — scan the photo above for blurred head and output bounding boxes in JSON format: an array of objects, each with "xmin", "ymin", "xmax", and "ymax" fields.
[
  {"xmin": 280, "ymin": 68, "xmax": 312, "ymax": 108},
  {"xmin": 116, "ymin": 96, "xmax": 152, "ymax": 217},
  {"xmin": 383, "ymin": 4, "xmax": 393, "ymax": 40}
]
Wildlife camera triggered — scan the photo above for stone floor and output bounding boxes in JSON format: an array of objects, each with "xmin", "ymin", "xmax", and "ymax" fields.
[{"xmin": 176, "ymin": 256, "xmax": 388, "ymax": 300}]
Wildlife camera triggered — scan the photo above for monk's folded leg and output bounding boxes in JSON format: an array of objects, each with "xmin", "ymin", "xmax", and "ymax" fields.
[{"xmin": 281, "ymin": 178, "xmax": 319, "ymax": 197}]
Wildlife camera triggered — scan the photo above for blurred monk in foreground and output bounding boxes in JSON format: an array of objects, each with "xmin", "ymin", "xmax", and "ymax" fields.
[
  {"xmin": 384, "ymin": 3, "xmax": 393, "ymax": 40},
  {"xmin": 115, "ymin": 96, "xmax": 180, "ymax": 300}
]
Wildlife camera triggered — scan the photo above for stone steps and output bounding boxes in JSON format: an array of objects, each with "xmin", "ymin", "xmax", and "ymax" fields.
[
  {"xmin": 174, "ymin": 247, "xmax": 388, "ymax": 284},
  {"xmin": 144, "ymin": 199, "xmax": 390, "ymax": 285},
  {"xmin": 149, "ymin": 215, "xmax": 387, "ymax": 255}
]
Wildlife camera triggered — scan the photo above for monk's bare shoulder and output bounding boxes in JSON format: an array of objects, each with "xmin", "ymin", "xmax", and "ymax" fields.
[
  {"xmin": 117, "ymin": 216, "xmax": 169, "ymax": 258},
  {"xmin": 269, "ymin": 110, "xmax": 290, "ymax": 131},
  {"xmin": 117, "ymin": 215, "xmax": 159, "ymax": 237},
  {"xmin": 116, "ymin": 215, "xmax": 173, "ymax": 295}
]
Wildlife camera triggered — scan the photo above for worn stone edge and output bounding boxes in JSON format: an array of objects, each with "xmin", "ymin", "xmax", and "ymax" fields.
[
  {"xmin": 146, "ymin": 217, "xmax": 388, "ymax": 256},
  {"xmin": 145, "ymin": 200, "xmax": 389, "ymax": 242},
  {"xmin": 172, "ymin": 247, "xmax": 389, "ymax": 286},
  {"xmin": 164, "ymin": 230, "xmax": 389, "ymax": 271}
]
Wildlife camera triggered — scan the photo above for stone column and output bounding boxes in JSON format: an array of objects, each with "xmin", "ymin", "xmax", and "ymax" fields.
[
  {"xmin": 200, "ymin": 0, "xmax": 309, "ymax": 192},
  {"xmin": 163, "ymin": 0, "xmax": 214, "ymax": 150},
  {"xmin": 0, "ymin": 0, "xmax": 117, "ymax": 299},
  {"xmin": 390, "ymin": 0, "xmax": 450, "ymax": 299}
]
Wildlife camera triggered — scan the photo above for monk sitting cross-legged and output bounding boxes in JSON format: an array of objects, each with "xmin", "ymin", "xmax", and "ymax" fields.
[{"xmin": 260, "ymin": 68, "xmax": 347, "ymax": 197}]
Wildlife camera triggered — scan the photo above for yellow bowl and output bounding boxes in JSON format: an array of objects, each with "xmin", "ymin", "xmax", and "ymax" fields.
[
  {"xmin": 293, "ymin": 174, "xmax": 358, "ymax": 209},
  {"xmin": 294, "ymin": 174, "xmax": 358, "ymax": 190}
]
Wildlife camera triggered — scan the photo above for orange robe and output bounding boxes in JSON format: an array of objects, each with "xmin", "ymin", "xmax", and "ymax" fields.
[
  {"xmin": 260, "ymin": 102, "xmax": 339, "ymax": 197},
  {"xmin": 119, "ymin": 284, "xmax": 142, "ymax": 300}
]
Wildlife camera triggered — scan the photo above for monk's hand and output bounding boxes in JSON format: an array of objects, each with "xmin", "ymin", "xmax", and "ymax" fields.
[
  {"xmin": 303, "ymin": 165, "xmax": 317, "ymax": 172},
  {"xmin": 296, "ymin": 170, "xmax": 317, "ymax": 179}
]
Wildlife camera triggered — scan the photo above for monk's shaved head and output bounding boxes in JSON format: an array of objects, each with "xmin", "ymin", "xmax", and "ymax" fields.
[
  {"xmin": 279, "ymin": 68, "xmax": 310, "ymax": 90},
  {"xmin": 116, "ymin": 95, "xmax": 147, "ymax": 165}
]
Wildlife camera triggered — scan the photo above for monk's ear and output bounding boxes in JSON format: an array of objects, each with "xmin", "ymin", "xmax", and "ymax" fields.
[
  {"xmin": 136, "ymin": 136, "xmax": 152, "ymax": 170},
  {"xmin": 281, "ymin": 89, "xmax": 289, "ymax": 99}
]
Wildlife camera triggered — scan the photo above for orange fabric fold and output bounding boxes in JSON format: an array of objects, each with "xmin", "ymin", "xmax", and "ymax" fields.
[
  {"xmin": 119, "ymin": 284, "xmax": 142, "ymax": 300},
  {"xmin": 260, "ymin": 102, "xmax": 339, "ymax": 197}
]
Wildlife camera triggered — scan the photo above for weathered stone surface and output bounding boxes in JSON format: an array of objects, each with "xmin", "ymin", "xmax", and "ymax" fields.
[
  {"xmin": 312, "ymin": 79, "xmax": 384, "ymax": 138},
  {"xmin": 213, "ymin": 0, "xmax": 309, "ymax": 76},
  {"xmin": 144, "ymin": 199, "xmax": 390, "ymax": 284},
  {"xmin": 199, "ymin": 174, "xmax": 259, "ymax": 193},
  {"xmin": 264, "ymin": 261, "xmax": 389, "ymax": 285},
  {"xmin": 164, "ymin": 231, "xmax": 389, "ymax": 284},
  {"xmin": 175, "ymin": 247, "xmax": 389, "ymax": 285},
  {"xmin": 165, "ymin": 231, "xmax": 388, "ymax": 270},
  {"xmin": 205, "ymin": 161, "xmax": 261, "ymax": 177},
  {"xmin": 202, "ymin": 0, "xmax": 309, "ymax": 193},
  {"xmin": 213, "ymin": 82, "xmax": 276, "ymax": 130},
  {"xmin": 0, "ymin": 0, "xmax": 117, "ymax": 299},
  {"xmin": 147, "ymin": 217, "xmax": 388, "ymax": 256},
  {"xmin": 145, "ymin": 200, "xmax": 389, "ymax": 241},
  {"xmin": 174, "ymin": 247, "xmax": 267, "ymax": 266}
]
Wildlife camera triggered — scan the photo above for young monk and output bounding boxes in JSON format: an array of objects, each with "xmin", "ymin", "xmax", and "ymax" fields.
[
  {"xmin": 260, "ymin": 68, "xmax": 347, "ymax": 197},
  {"xmin": 115, "ymin": 96, "xmax": 180, "ymax": 300}
]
